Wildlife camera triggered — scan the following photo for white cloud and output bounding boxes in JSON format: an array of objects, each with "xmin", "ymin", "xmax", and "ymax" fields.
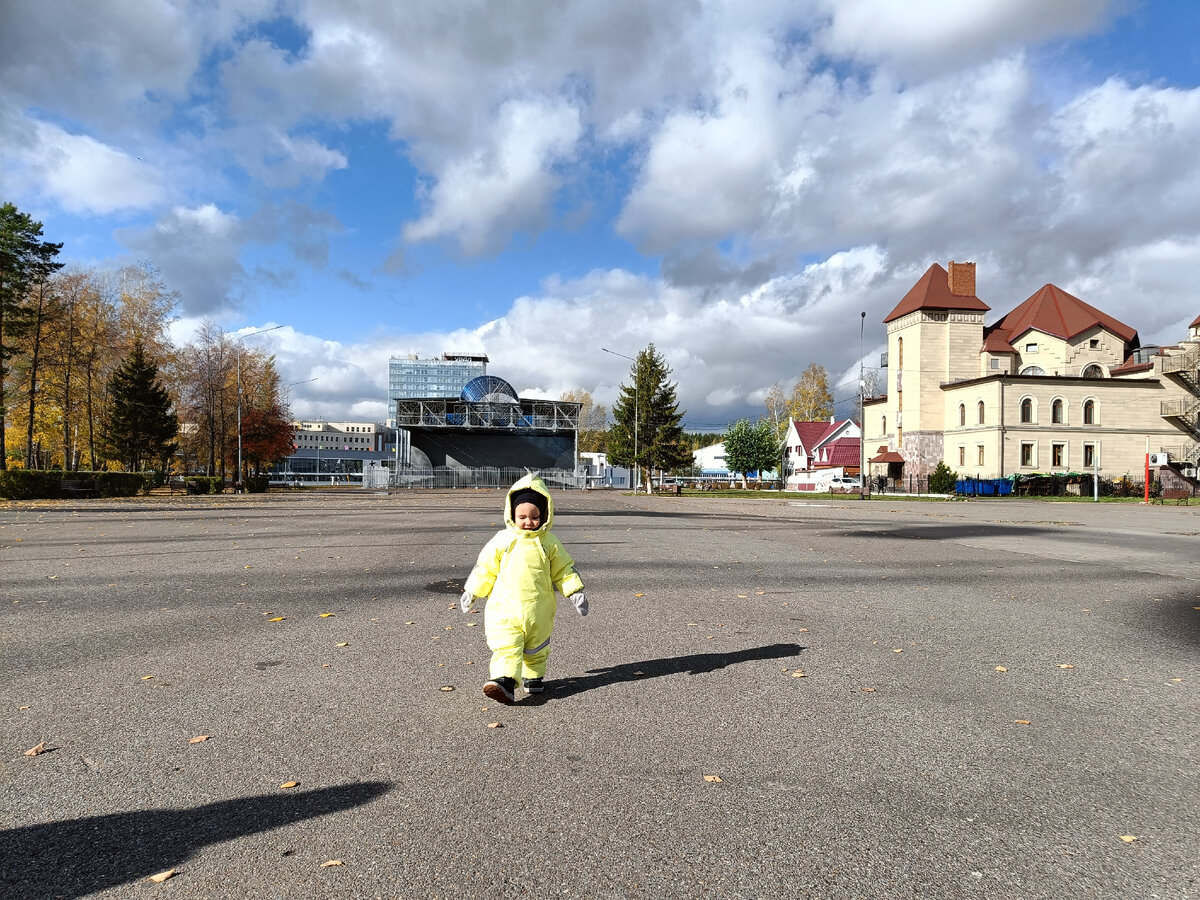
[{"xmin": 402, "ymin": 98, "xmax": 582, "ymax": 255}]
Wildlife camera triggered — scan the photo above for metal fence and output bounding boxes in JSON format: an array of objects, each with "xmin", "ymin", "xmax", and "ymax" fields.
[{"xmin": 387, "ymin": 466, "xmax": 585, "ymax": 490}]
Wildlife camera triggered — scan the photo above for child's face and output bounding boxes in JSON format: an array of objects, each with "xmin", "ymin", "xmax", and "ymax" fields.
[{"xmin": 514, "ymin": 501, "xmax": 542, "ymax": 531}]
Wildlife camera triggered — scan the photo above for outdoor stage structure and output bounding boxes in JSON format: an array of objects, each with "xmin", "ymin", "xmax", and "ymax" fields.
[{"xmin": 393, "ymin": 375, "xmax": 582, "ymax": 473}]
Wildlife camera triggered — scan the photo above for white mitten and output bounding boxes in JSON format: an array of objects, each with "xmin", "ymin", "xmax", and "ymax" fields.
[
  {"xmin": 460, "ymin": 591, "xmax": 477, "ymax": 614},
  {"xmin": 572, "ymin": 591, "xmax": 588, "ymax": 617}
]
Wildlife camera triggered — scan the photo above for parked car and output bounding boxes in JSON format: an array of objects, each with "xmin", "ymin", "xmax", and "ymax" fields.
[{"xmin": 829, "ymin": 475, "xmax": 862, "ymax": 492}]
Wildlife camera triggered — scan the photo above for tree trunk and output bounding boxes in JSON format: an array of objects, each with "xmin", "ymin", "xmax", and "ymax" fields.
[{"xmin": 23, "ymin": 283, "xmax": 49, "ymax": 468}]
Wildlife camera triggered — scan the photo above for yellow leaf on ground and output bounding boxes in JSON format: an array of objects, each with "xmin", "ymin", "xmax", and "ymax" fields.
[
  {"xmin": 703, "ymin": 774, "xmax": 723, "ymax": 783},
  {"xmin": 861, "ymin": 687, "xmax": 876, "ymax": 693},
  {"xmin": 148, "ymin": 869, "xmax": 177, "ymax": 883},
  {"xmin": 737, "ymin": 594, "xmax": 748, "ymax": 599},
  {"xmin": 405, "ymin": 621, "xmax": 415, "ymax": 625},
  {"xmin": 798, "ymin": 628, "xmax": 809, "ymax": 633},
  {"xmin": 791, "ymin": 670, "xmax": 808, "ymax": 678},
  {"xmin": 1119, "ymin": 835, "xmax": 1139, "ymax": 843},
  {"xmin": 268, "ymin": 617, "xmax": 285, "ymax": 622},
  {"xmin": 634, "ymin": 593, "xmax": 644, "ymax": 597},
  {"xmin": 319, "ymin": 613, "xmax": 336, "ymax": 618},
  {"xmin": 244, "ymin": 566, "xmax": 252, "ymax": 569},
  {"xmin": 487, "ymin": 722, "xmax": 504, "ymax": 729},
  {"xmin": 141, "ymin": 675, "xmax": 156, "ymax": 680},
  {"xmin": 893, "ymin": 649, "xmax": 904, "ymax": 653},
  {"xmin": 188, "ymin": 735, "xmax": 211, "ymax": 744},
  {"xmin": 1014, "ymin": 720, "xmax": 1031, "ymax": 725},
  {"xmin": 336, "ymin": 642, "xmax": 349, "ymax": 647},
  {"xmin": 1057, "ymin": 664, "xmax": 1075, "ymax": 669},
  {"xmin": 321, "ymin": 859, "xmax": 344, "ymax": 867},
  {"xmin": 279, "ymin": 781, "xmax": 299, "ymax": 789},
  {"xmin": 23, "ymin": 741, "xmax": 48, "ymax": 756},
  {"xmin": 440, "ymin": 686, "xmax": 455, "ymax": 692},
  {"xmin": 466, "ymin": 622, "xmax": 478, "ymax": 627},
  {"xmin": 995, "ymin": 666, "xmax": 1008, "ymax": 672}
]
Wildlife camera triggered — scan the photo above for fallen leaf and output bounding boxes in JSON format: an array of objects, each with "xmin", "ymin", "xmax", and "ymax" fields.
[
  {"xmin": 188, "ymin": 735, "xmax": 211, "ymax": 744},
  {"xmin": 440, "ymin": 686, "xmax": 455, "ymax": 692},
  {"xmin": 336, "ymin": 642, "xmax": 350, "ymax": 647},
  {"xmin": 893, "ymin": 649, "xmax": 903, "ymax": 653},
  {"xmin": 466, "ymin": 622, "xmax": 478, "ymax": 627},
  {"xmin": 1014, "ymin": 720, "xmax": 1031, "ymax": 725},
  {"xmin": 736, "ymin": 594, "xmax": 748, "ymax": 599},
  {"xmin": 687, "ymin": 623, "xmax": 699, "ymax": 627},
  {"xmin": 321, "ymin": 663, "xmax": 330, "ymax": 668},
  {"xmin": 487, "ymin": 722, "xmax": 504, "ymax": 729},
  {"xmin": 1119, "ymin": 835, "xmax": 1139, "ymax": 843},
  {"xmin": 279, "ymin": 781, "xmax": 299, "ymax": 789},
  {"xmin": 1056, "ymin": 664, "xmax": 1075, "ymax": 669},
  {"xmin": 319, "ymin": 613, "xmax": 336, "ymax": 618},
  {"xmin": 141, "ymin": 675, "xmax": 155, "ymax": 681},
  {"xmin": 244, "ymin": 566, "xmax": 252, "ymax": 570},
  {"xmin": 24, "ymin": 741, "xmax": 48, "ymax": 756},
  {"xmin": 268, "ymin": 616, "xmax": 286, "ymax": 622},
  {"xmin": 321, "ymin": 859, "xmax": 344, "ymax": 867},
  {"xmin": 798, "ymin": 628, "xmax": 809, "ymax": 633},
  {"xmin": 791, "ymin": 670, "xmax": 808, "ymax": 678},
  {"xmin": 19, "ymin": 705, "xmax": 30, "ymax": 710},
  {"xmin": 148, "ymin": 869, "xmax": 177, "ymax": 883},
  {"xmin": 703, "ymin": 774, "xmax": 723, "ymax": 783},
  {"xmin": 995, "ymin": 666, "xmax": 1008, "ymax": 672},
  {"xmin": 1171, "ymin": 678, "xmax": 1183, "ymax": 683},
  {"xmin": 634, "ymin": 593, "xmax": 644, "ymax": 597},
  {"xmin": 861, "ymin": 687, "xmax": 876, "ymax": 693}
]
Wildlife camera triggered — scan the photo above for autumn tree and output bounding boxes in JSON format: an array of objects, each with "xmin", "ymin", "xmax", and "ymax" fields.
[
  {"xmin": 561, "ymin": 388, "xmax": 608, "ymax": 453},
  {"xmin": 178, "ymin": 322, "xmax": 236, "ymax": 477},
  {"xmin": 99, "ymin": 340, "xmax": 179, "ymax": 471},
  {"xmin": 238, "ymin": 352, "xmax": 294, "ymax": 477},
  {"xmin": 723, "ymin": 418, "xmax": 778, "ymax": 488},
  {"xmin": 0, "ymin": 203, "xmax": 63, "ymax": 469},
  {"xmin": 608, "ymin": 344, "xmax": 689, "ymax": 492},
  {"xmin": 789, "ymin": 363, "xmax": 834, "ymax": 422}
]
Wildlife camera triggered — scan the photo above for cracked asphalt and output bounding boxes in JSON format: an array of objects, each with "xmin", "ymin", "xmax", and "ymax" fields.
[{"xmin": 2, "ymin": 489, "xmax": 1198, "ymax": 899}]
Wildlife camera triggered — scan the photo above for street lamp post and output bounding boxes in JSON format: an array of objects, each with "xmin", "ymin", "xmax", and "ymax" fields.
[
  {"xmin": 860, "ymin": 311, "xmax": 867, "ymax": 500},
  {"xmin": 602, "ymin": 347, "xmax": 640, "ymax": 492},
  {"xmin": 236, "ymin": 324, "xmax": 285, "ymax": 491}
]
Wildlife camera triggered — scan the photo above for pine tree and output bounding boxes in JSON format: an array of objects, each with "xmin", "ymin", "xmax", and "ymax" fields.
[
  {"xmin": 0, "ymin": 203, "xmax": 63, "ymax": 469},
  {"xmin": 100, "ymin": 340, "xmax": 179, "ymax": 471},
  {"xmin": 608, "ymin": 344, "xmax": 689, "ymax": 491}
]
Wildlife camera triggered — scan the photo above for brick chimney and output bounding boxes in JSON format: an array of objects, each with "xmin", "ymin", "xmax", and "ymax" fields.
[{"xmin": 948, "ymin": 261, "xmax": 976, "ymax": 297}]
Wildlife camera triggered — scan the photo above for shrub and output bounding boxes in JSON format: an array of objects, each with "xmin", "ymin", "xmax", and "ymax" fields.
[
  {"xmin": 245, "ymin": 475, "xmax": 270, "ymax": 493},
  {"xmin": 92, "ymin": 471, "xmax": 153, "ymax": 497},
  {"xmin": 929, "ymin": 461, "xmax": 958, "ymax": 493},
  {"xmin": 0, "ymin": 469, "xmax": 61, "ymax": 499}
]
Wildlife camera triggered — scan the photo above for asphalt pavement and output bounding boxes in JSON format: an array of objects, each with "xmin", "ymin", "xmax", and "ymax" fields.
[{"xmin": 2, "ymin": 489, "xmax": 1198, "ymax": 899}]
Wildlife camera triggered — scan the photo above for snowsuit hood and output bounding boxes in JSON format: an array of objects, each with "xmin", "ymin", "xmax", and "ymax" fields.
[{"xmin": 505, "ymin": 473, "xmax": 554, "ymax": 534}]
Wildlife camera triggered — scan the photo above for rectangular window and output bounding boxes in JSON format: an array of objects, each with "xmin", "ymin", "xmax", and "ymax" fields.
[
  {"xmin": 958, "ymin": 446, "xmax": 965, "ymax": 466},
  {"xmin": 1026, "ymin": 343, "xmax": 1038, "ymax": 353},
  {"xmin": 1083, "ymin": 443, "xmax": 1096, "ymax": 468},
  {"xmin": 977, "ymin": 445, "xmax": 985, "ymax": 466},
  {"xmin": 1052, "ymin": 443, "xmax": 1064, "ymax": 467},
  {"xmin": 1089, "ymin": 339, "xmax": 1099, "ymax": 349},
  {"xmin": 1021, "ymin": 442, "xmax": 1035, "ymax": 467},
  {"xmin": 990, "ymin": 358, "xmax": 1000, "ymax": 369}
]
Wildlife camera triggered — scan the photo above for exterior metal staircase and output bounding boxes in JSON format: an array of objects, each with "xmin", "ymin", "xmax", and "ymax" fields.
[{"xmin": 1159, "ymin": 343, "xmax": 1200, "ymax": 487}]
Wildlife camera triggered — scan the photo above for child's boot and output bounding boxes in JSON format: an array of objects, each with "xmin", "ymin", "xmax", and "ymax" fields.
[
  {"xmin": 524, "ymin": 678, "xmax": 545, "ymax": 694},
  {"xmin": 483, "ymin": 676, "xmax": 517, "ymax": 705}
]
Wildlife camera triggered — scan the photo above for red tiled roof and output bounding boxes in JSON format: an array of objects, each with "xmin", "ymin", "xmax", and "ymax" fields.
[
  {"xmin": 1109, "ymin": 358, "xmax": 1153, "ymax": 374},
  {"xmin": 869, "ymin": 450, "xmax": 905, "ymax": 464},
  {"xmin": 821, "ymin": 437, "xmax": 861, "ymax": 467},
  {"xmin": 792, "ymin": 420, "xmax": 839, "ymax": 451},
  {"xmin": 1191, "ymin": 312, "xmax": 1200, "ymax": 328},
  {"xmin": 883, "ymin": 263, "xmax": 990, "ymax": 323},
  {"xmin": 982, "ymin": 324, "xmax": 1016, "ymax": 353},
  {"xmin": 992, "ymin": 283, "xmax": 1137, "ymax": 344}
]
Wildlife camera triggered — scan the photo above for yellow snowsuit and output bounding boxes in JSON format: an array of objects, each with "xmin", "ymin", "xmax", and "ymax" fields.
[{"xmin": 463, "ymin": 475, "xmax": 584, "ymax": 686}]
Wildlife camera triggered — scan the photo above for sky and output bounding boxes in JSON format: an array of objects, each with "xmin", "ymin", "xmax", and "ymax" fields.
[{"xmin": 2, "ymin": 0, "xmax": 1199, "ymax": 430}]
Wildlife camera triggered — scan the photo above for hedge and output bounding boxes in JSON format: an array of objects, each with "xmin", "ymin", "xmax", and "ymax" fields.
[{"xmin": 0, "ymin": 470, "xmax": 154, "ymax": 500}]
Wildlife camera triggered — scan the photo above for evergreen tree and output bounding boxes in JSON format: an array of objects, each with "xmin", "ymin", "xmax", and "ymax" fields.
[
  {"xmin": 100, "ymin": 340, "xmax": 178, "ymax": 471},
  {"xmin": 608, "ymin": 344, "xmax": 689, "ymax": 491},
  {"xmin": 0, "ymin": 203, "xmax": 63, "ymax": 469},
  {"xmin": 723, "ymin": 419, "xmax": 779, "ymax": 487}
]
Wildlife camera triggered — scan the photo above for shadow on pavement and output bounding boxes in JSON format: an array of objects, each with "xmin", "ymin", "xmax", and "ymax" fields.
[
  {"xmin": 531, "ymin": 642, "xmax": 804, "ymax": 702},
  {"xmin": 0, "ymin": 781, "xmax": 392, "ymax": 900}
]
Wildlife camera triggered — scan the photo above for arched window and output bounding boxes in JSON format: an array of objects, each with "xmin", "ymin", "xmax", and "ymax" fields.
[
  {"xmin": 977, "ymin": 401, "xmax": 985, "ymax": 424},
  {"xmin": 1020, "ymin": 398, "xmax": 1034, "ymax": 423},
  {"xmin": 1082, "ymin": 364, "xmax": 1105, "ymax": 379},
  {"xmin": 1083, "ymin": 399, "xmax": 1096, "ymax": 425},
  {"xmin": 959, "ymin": 403, "xmax": 966, "ymax": 426},
  {"xmin": 1020, "ymin": 365, "xmax": 1045, "ymax": 376},
  {"xmin": 897, "ymin": 337, "xmax": 904, "ymax": 370},
  {"xmin": 1051, "ymin": 399, "xmax": 1064, "ymax": 424},
  {"xmin": 881, "ymin": 415, "xmax": 887, "ymax": 434}
]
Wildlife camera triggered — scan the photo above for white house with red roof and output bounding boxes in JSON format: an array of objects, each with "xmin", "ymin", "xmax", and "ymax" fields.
[
  {"xmin": 862, "ymin": 261, "xmax": 1200, "ymax": 487},
  {"xmin": 784, "ymin": 417, "xmax": 861, "ymax": 489}
]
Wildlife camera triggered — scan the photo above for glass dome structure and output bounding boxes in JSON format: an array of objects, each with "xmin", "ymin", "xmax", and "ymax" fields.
[{"xmin": 461, "ymin": 375, "xmax": 518, "ymax": 404}]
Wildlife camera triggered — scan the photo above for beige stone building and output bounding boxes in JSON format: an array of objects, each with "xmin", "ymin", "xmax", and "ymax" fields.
[{"xmin": 863, "ymin": 262, "xmax": 1200, "ymax": 488}]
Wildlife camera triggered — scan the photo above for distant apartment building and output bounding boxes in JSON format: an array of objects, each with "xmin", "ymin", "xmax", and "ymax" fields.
[{"xmin": 387, "ymin": 352, "xmax": 489, "ymax": 426}]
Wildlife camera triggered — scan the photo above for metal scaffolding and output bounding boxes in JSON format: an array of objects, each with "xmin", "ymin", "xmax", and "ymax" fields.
[{"xmin": 393, "ymin": 397, "xmax": 581, "ymax": 431}]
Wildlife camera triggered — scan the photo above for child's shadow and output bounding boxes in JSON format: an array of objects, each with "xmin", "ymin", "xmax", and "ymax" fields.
[{"xmin": 527, "ymin": 642, "xmax": 804, "ymax": 702}]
